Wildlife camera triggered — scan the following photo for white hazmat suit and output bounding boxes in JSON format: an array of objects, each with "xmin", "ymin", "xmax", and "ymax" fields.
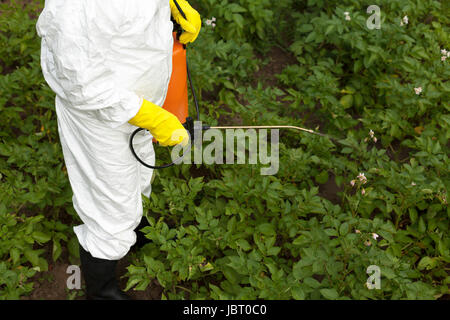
[{"xmin": 37, "ymin": 0, "xmax": 174, "ymax": 260}]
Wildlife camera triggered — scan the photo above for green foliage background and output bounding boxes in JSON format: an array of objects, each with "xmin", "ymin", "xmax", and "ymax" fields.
[{"xmin": 0, "ymin": 0, "xmax": 448, "ymax": 299}]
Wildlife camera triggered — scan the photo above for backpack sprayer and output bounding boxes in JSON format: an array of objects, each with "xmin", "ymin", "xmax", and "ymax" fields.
[{"xmin": 130, "ymin": 1, "xmax": 336, "ymax": 169}]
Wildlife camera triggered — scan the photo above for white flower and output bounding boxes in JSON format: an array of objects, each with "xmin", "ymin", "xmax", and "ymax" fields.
[
  {"xmin": 355, "ymin": 229, "xmax": 361, "ymax": 234},
  {"xmin": 414, "ymin": 87, "xmax": 422, "ymax": 95},
  {"xmin": 442, "ymin": 56, "xmax": 447, "ymax": 62},
  {"xmin": 357, "ymin": 173, "xmax": 367, "ymax": 183},
  {"xmin": 366, "ymin": 130, "xmax": 378, "ymax": 143},
  {"xmin": 361, "ymin": 188, "xmax": 366, "ymax": 195},
  {"xmin": 403, "ymin": 16, "xmax": 409, "ymax": 24},
  {"xmin": 441, "ymin": 49, "xmax": 447, "ymax": 55},
  {"xmin": 411, "ymin": 182, "xmax": 416, "ymax": 186},
  {"xmin": 372, "ymin": 233, "xmax": 379, "ymax": 240},
  {"xmin": 345, "ymin": 15, "xmax": 351, "ymax": 21},
  {"xmin": 206, "ymin": 17, "xmax": 217, "ymax": 27},
  {"xmin": 350, "ymin": 180, "xmax": 356, "ymax": 187},
  {"xmin": 400, "ymin": 21, "xmax": 404, "ymax": 26}
]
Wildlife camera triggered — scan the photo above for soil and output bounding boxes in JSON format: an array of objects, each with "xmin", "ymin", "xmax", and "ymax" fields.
[
  {"xmin": 318, "ymin": 172, "xmax": 344, "ymax": 206},
  {"xmin": 385, "ymin": 139, "xmax": 413, "ymax": 163},
  {"xmin": 254, "ymin": 46, "xmax": 297, "ymax": 88}
]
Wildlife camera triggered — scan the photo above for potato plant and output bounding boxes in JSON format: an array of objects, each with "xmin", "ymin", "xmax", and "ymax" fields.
[{"xmin": 0, "ymin": 0, "xmax": 448, "ymax": 299}]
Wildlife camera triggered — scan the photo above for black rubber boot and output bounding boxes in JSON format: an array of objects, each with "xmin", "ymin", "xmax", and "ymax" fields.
[
  {"xmin": 79, "ymin": 245, "xmax": 132, "ymax": 300},
  {"xmin": 133, "ymin": 217, "xmax": 152, "ymax": 249}
]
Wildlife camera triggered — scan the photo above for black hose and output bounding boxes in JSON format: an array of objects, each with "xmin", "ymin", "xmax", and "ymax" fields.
[
  {"xmin": 187, "ymin": 59, "xmax": 201, "ymax": 122},
  {"xmin": 129, "ymin": 0, "xmax": 199, "ymax": 170},
  {"xmin": 129, "ymin": 127, "xmax": 192, "ymax": 170},
  {"xmin": 173, "ymin": 0, "xmax": 187, "ymax": 20}
]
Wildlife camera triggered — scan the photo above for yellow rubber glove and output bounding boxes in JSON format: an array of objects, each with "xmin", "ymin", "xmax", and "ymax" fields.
[
  {"xmin": 170, "ymin": 0, "xmax": 202, "ymax": 44},
  {"xmin": 129, "ymin": 99, "xmax": 189, "ymax": 147}
]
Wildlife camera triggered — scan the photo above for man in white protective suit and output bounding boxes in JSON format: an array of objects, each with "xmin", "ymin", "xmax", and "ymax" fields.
[{"xmin": 36, "ymin": 0, "xmax": 201, "ymax": 300}]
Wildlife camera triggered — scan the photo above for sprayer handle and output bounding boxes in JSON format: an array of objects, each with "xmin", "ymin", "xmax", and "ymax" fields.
[{"xmin": 182, "ymin": 116, "xmax": 194, "ymax": 143}]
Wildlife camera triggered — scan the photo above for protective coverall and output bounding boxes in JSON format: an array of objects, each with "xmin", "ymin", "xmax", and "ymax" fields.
[{"xmin": 37, "ymin": 0, "xmax": 201, "ymax": 299}]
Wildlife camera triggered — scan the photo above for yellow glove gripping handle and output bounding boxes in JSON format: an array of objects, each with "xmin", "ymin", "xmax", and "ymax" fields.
[
  {"xmin": 128, "ymin": 99, "xmax": 189, "ymax": 147},
  {"xmin": 170, "ymin": 0, "xmax": 202, "ymax": 44}
]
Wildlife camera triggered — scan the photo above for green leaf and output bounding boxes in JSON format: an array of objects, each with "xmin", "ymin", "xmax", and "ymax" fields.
[
  {"xmin": 236, "ymin": 239, "xmax": 252, "ymax": 251},
  {"xmin": 232, "ymin": 14, "xmax": 244, "ymax": 29},
  {"xmin": 340, "ymin": 147, "xmax": 353, "ymax": 154},
  {"xmin": 304, "ymin": 277, "xmax": 321, "ymax": 289},
  {"xmin": 24, "ymin": 250, "xmax": 40, "ymax": 267},
  {"xmin": 293, "ymin": 235, "xmax": 309, "ymax": 246},
  {"xmin": 199, "ymin": 262, "xmax": 214, "ymax": 272},
  {"xmin": 305, "ymin": 31, "xmax": 316, "ymax": 43},
  {"xmin": 438, "ymin": 240, "xmax": 448, "ymax": 257},
  {"xmin": 293, "ymin": 262, "xmax": 306, "ymax": 280},
  {"xmin": 340, "ymin": 95, "xmax": 353, "ymax": 109},
  {"xmin": 38, "ymin": 257, "xmax": 49, "ymax": 272},
  {"xmin": 267, "ymin": 246, "xmax": 281, "ymax": 256},
  {"xmin": 417, "ymin": 257, "xmax": 437, "ymax": 271},
  {"xmin": 292, "ymin": 287, "xmax": 305, "ymax": 300},
  {"xmin": 320, "ymin": 288, "xmax": 339, "ymax": 300},
  {"xmin": 32, "ymin": 231, "xmax": 51, "ymax": 244},
  {"xmin": 339, "ymin": 222, "xmax": 349, "ymax": 236},
  {"xmin": 134, "ymin": 278, "xmax": 151, "ymax": 291},
  {"xmin": 258, "ymin": 223, "xmax": 276, "ymax": 236},
  {"xmin": 124, "ymin": 276, "xmax": 142, "ymax": 292},
  {"xmin": 298, "ymin": 24, "xmax": 314, "ymax": 33},
  {"xmin": 67, "ymin": 236, "xmax": 79, "ymax": 259},
  {"xmin": 53, "ymin": 239, "xmax": 62, "ymax": 262},
  {"xmin": 223, "ymin": 80, "xmax": 235, "ymax": 90},
  {"xmin": 325, "ymin": 25, "xmax": 335, "ymax": 35},
  {"xmin": 409, "ymin": 208, "xmax": 418, "ymax": 224},
  {"xmin": 418, "ymin": 218, "xmax": 426, "ymax": 233},
  {"xmin": 10, "ymin": 248, "xmax": 21, "ymax": 265},
  {"xmin": 315, "ymin": 170, "xmax": 329, "ymax": 185}
]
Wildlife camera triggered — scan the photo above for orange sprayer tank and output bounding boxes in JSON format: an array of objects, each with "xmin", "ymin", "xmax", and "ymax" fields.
[{"xmin": 162, "ymin": 33, "xmax": 189, "ymax": 123}]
